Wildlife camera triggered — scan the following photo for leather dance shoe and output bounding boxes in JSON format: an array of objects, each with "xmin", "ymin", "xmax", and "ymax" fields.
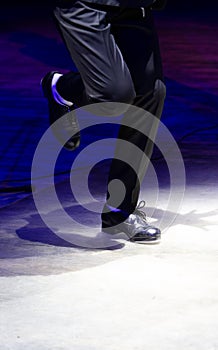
[
  {"xmin": 102, "ymin": 201, "xmax": 161, "ymax": 244},
  {"xmin": 41, "ymin": 71, "xmax": 80, "ymax": 151}
]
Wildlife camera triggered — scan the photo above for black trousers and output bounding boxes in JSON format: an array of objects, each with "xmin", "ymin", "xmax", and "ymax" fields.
[{"xmin": 53, "ymin": 1, "xmax": 166, "ymax": 227}]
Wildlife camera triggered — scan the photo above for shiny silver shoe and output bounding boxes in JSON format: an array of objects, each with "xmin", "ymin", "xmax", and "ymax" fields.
[{"xmin": 102, "ymin": 201, "xmax": 161, "ymax": 244}]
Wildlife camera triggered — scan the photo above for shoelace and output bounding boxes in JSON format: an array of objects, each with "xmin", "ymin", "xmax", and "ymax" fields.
[{"xmin": 135, "ymin": 200, "xmax": 147, "ymax": 221}]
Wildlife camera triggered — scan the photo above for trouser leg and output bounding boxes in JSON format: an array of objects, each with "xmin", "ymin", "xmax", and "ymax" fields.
[
  {"xmin": 101, "ymin": 9, "xmax": 166, "ymax": 227},
  {"xmin": 53, "ymin": 1, "xmax": 135, "ymax": 106},
  {"xmin": 52, "ymin": 2, "xmax": 166, "ymax": 227}
]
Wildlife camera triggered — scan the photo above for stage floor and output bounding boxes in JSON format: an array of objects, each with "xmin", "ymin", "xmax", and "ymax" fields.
[{"xmin": 0, "ymin": 5, "xmax": 218, "ymax": 350}]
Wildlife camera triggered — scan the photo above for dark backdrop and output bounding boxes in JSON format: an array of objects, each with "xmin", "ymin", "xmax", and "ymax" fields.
[
  {"xmin": 2, "ymin": 0, "xmax": 218, "ymax": 9},
  {"xmin": 2, "ymin": 0, "xmax": 218, "ymax": 22}
]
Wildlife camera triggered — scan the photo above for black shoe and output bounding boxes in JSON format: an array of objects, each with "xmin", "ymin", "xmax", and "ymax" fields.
[
  {"xmin": 41, "ymin": 71, "xmax": 80, "ymax": 151},
  {"xmin": 102, "ymin": 201, "xmax": 161, "ymax": 244}
]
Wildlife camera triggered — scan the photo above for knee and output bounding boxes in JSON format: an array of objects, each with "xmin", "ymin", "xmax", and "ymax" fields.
[
  {"xmin": 154, "ymin": 79, "xmax": 166, "ymax": 103},
  {"xmin": 95, "ymin": 80, "xmax": 136, "ymax": 116},
  {"xmin": 144, "ymin": 79, "xmax": 166, "ymax": 118},
  {"xmin": 103, "ymin": 79, "xmax": 136, "ymax": 105},
  {"xmin": 111, "ymin": 82, "xmax": 136, "ymax": 105}
]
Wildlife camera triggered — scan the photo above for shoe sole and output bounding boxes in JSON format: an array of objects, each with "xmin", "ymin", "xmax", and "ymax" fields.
[
  {"xmin": 102, "ymin": 229, "xmax": 161, "ymax": 244},
  {"xmin": 40, "ymin": 71, "xmax": 58, "ymax": 98},
  {"xmin": 132, "ymin": 238, "xmax": 161, "ymax": 245}
]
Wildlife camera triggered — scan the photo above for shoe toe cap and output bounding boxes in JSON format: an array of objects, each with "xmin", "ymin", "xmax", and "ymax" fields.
[{"xmin": 132, "ymin": 226, "xmax": 161, "ymax": 242}]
